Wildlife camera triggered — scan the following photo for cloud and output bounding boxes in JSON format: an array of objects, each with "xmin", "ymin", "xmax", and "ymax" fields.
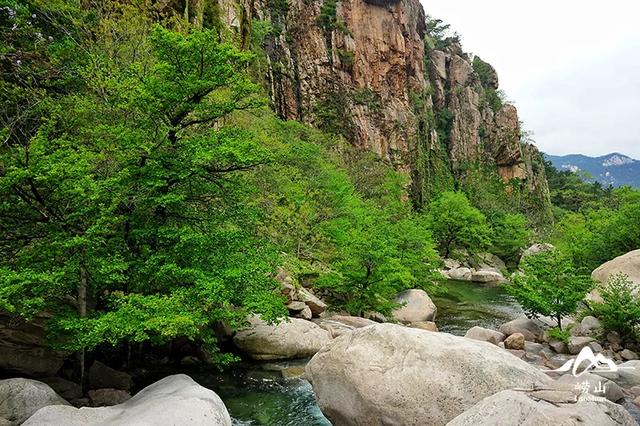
[{"xmin": 420, "ymin": 0, "xmax": 640, "ymax": 158}]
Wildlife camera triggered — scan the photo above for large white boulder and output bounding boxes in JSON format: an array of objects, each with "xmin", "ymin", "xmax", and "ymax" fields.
[
  {"xmin": 0, "ymin": 378, "xmax": 69, "ymax": 425},
  {"xmin": 591, "ymin": 250, "xmax": 640, "ymax": 299},
  {"xmin": 233, "ymin": 315, "xmax": 331, "ymax": 360},
  {"xmin": 392, "ymin": 289, "xmax": 437, "ymax": 323},
  {"xmin": 306, "ymin": 323, "xmax": 550, "ymax": 426},
  {"xmin": 447, "ymin": 389, "xmax": 636, "ymax": 426},
  {"xmin": 24, "ymin": 375, "xmax": 231, "ymax": 426}
]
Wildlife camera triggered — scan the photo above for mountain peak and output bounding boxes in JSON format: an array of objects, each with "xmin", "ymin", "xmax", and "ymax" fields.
[{"xmin": 544, "ymin": 152, "xmax": 640, "ymax": 188}]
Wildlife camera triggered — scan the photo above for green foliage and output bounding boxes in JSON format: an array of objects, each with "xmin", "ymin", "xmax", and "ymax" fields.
[
  {"xmin": 552, "ymin": 187, "xmax": 640, "ymax": 272},
  {"xmin": 424, "ymin": 15, "xmax": 459, "ymax": 52},
  {"xmin": 590, "ymin": 273, "xmax": 640, "ymax": 342},
  {"xmin": 435, "ymin": 108, "xmax": 454, "ymax": 142},
  {"xmin": 243, "ymin": 115, "xmax": 439, "ymax": 317},
  {"xmin": 507, "ymin": 250, "xmax": 593, "ymax": 329},
  {"xmin": 0, "ymin": 7, "xmax": 286, "ymax": 363},
  {"xmin": 426, "ymin": 191, "xmax": 491, "ymax": 258},
  {"xmin": 335, "ymin": 48, "xmax": 354, "ymax": 66},
  {"xmin": 490, "ymin": 213, "xmax": 531, "ymax": 265},
  {"xmin": 472, "ymin": 56, "xmax": 494, "ymax": 87},
  {"xmin": 544, "ymin": 160, "xmax": 614, "ymax": 214},
  {"xmin": 547, "ymin": 327, "xmax": 571, "ymax": 343},
  {"xmin": 313, "ymin": 91, "xmax": 354, "ymax": 139}
]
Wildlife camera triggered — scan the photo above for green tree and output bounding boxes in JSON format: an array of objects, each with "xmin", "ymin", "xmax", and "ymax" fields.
[
  {"xmin": 0, "ymin": 17, "xmax": 285, "ymax": 372},
  {"xmin": 426, "ymin": 191, "xmax": 491, "ymax": 258},
  {"xmin": 590, "ymin": 273, "xmax": 640, "ymax": 342},
  {"xmin": 507, "ymin": 250, "xmax": 592, "ymax": 329},
  {"xmin": 490, "ymin": 213, "xmax": 530, "ymax": 265}
]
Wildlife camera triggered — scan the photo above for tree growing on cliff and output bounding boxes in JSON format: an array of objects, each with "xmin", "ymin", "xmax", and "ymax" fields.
[
  {"xmin": 426, "ymin": 191, "xmax": 491, "ymax": 258},
  {"xmin": 506, "ymin": 250, "xmax": 592, "ymax": 329}
]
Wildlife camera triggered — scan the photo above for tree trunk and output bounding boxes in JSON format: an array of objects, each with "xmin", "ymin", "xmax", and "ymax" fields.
[{"xmin": 556, "ymin": 313, "xmax": 562, "ymax": 330}]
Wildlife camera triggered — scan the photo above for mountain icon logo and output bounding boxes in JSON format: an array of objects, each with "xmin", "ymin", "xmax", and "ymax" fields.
[{"xmin": 545, "ymin": 346, "xmax": 635, "ymax": 377}]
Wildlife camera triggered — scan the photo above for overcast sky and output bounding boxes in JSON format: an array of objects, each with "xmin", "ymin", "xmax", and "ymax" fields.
[{"xmin": 421, "ymin": 0, "xmax": 640, "ymax": 158}]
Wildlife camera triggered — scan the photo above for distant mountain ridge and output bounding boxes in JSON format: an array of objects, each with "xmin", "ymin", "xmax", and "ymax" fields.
[{"xmin": 544, "ymin": 152, "xmax": 640, "ymax": 188}]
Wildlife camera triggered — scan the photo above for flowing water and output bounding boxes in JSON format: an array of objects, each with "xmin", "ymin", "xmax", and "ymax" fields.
[
  {"xmin": 432, "ymin": 279, "xmax": 523, "ymax": 335},
  {"xmin": 184, "ymin": 280, "xmax": 522, "ymax": 424}
]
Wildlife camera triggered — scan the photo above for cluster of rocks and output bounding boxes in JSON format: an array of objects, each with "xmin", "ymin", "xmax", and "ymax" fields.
[
  {"xmin": 305, "ymin": 323, "xmax": 638, "ymax": 426},
  {"xmin": 440, "ymin": 253, "xmax": 508, "ymax": 284},
  {"xmin": 1, "ymin": 375, "xmax": 232, "ymax": 426},
  {"xmin": 280, "ymin": 268, "xmax": 327, "ymax": 320}
]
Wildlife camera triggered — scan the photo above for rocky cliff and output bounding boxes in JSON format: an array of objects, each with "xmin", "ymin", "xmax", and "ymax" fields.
[{"xmin": 162, "ymin": 0, "xmax": 551, "ymax": 217}]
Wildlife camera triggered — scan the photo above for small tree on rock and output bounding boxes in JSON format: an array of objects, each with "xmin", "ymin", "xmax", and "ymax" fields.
[{"xmin": 506, "ymin": 249, "xmax": 592, "ymax": 329}]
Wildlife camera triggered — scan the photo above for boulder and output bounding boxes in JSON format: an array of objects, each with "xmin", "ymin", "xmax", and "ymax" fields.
[
  {"xmin": 520, "ymin": 243, "xmax": 554, "ymax": 262},
  {"xmin": 0, "ymin": 313, "xmax": 65, "ymax": 377},
  {"xmin": 443, "ymin": 258, "xmax": 461, "ymax": 270},
  {"xmin": 41, "ymin": 377, "xmax": 82, "ymax": 401},
  {"xmin": 296, "ymin": 288, "xmax": 327, "ymax": 317},
  {"xmin": 592, "ymin": 249, "xmax": 640, "ymax": 289},
  {"xmin": 392, "ymin": 289, "xmax": 437, "ymax": 323},
  {"xmin": 580, "ymin": 316, "xmax": 602, "ymax": 336},
  {"xmin": 464, "ymin": 326, "xmax": 505, "ymax": 345},
  {"xmin": 588, "ymin": 342, "xmax": 604, "ymax": 354},
  {"xmin": 555, "ymin": 373, "xmax": 624, "ymax": 403},
  {"xmin": 447, "ymin": 389, "xmax": 636, "ymax": 426},
  {"xmin": 524, "ymin": 341, "xmax": 545, "ymax": 355},
  {"xmin": 448, "ymin": 267, "xmax": 472, "ymax": 281},
  {"xmin": 621, "ymin": 349, "xmax": 639, "ymax": 361},
  {"xmin": 306, "ymin": 323, "xmax": 550, "ymax": 426},
  {"xmin": 594, "ymin": 360, "xmax": 640, "ymax": 388},
  {"xmin": 499, "ymin": 317, "xmax": 544, "ymax": 342},
  {"xmin": 0, "ymin": 378, "xmax": 69, "ymax": 426},
  {"xmin": 89, "ymin": 361, "xmax": 133, "ymax": 391},
  {"xmin": 548, "ymin": 339, "xmax": 568, "ymax": 354},
  {"xmin": 233, "ymin": 315, "xmax": 331, "ymax": 360},
  {"xmin": 314, "ymin": 316, "xmax": 375, "ymax": 338},
  {"xmin": 409, "ymin": 321, "xmax": 438, "ymax": 332},
  {"xmin": 470, "ymin": 270, "xmax": 506, "ymax": 284},
  {"xmin": 568, "ymin": 336, "xmax": 595, "ymax": 355},
  {"xmin": 298, "ymin": 306, "xmax": 313, "ymax": 320},
  {"xmin": 447, "ymin": 267, "xmax": 473, "ymax": 281},
  {"xmin": 504, "ymin": 333, "xmax": 525, "ymax": 350},
  {"xmin": 24, "ymin": 374, "xmax": 231, "ymax": 426},
  {"xmin": 88, "ymin": 389, "xmax": 131, "ymax": 406},
  {"xmin": 286, "ymin": 301, "xmax": 306, "ymax": 312},
  {"xmin": 472, "ymin": 253, "xmax": 507, "ymax": 273}
]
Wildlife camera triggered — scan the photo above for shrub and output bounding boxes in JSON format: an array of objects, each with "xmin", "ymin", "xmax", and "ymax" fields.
[{"xmin": 590, "ymin": 273, "xmax": 640, "ymax": 341}]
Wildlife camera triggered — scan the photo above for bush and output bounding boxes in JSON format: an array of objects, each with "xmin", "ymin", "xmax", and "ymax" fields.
[
  {"xmin": 547, "ymin": 327, "xmax": 571, "ymax": 343},
  {"xmin": 506, "ymin": 249, "xmax": 593, "ymax": 329},
  {"xmin": 590, "ymin": 273, "xmax": 640, "ymax": 341}
]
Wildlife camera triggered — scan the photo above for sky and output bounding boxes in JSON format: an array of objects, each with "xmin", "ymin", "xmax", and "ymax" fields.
[{"xmin": 420, "ymin": 0, "xmax": 640, "ymax": 158}]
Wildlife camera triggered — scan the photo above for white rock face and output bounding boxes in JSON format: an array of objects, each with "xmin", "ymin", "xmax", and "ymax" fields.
[
  {"xmin": 0, "ymin": 378, "xmax": 69, "ymax": 426},
  {"xmin": 306, "ymin": 323, "xmax": 550, "ymax": 426},
  {"xmin": 446, "ymin": 389, "xmax": 636, "ymax": 426},
  {"xmin": 233, "ymin": 315, "xmax": 331, "ymax": 360},
  {"xmin": 392, "ymin": 289, "xmax": 437, "ymax": 323},
  {"xmin": 24, "ymin": 375, "xmax": 231, "ymax": 426}
]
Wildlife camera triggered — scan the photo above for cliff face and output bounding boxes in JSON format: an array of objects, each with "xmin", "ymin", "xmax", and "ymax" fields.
[{"xmin": 181, "ymin": 0, "xmax": 551, "ymax": 215}]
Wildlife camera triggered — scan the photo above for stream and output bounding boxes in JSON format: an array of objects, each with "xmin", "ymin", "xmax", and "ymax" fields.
[{"xmin": 195, "ymin": 280, "xmax": 522, "ymax": 425}]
